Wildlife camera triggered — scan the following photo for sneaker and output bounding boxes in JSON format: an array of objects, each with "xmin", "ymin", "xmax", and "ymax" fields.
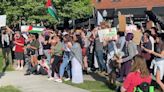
[
  {"xmin": 55, "ymin": 79, "xmax": 62, "ymax": 83},
  {"xmin": 64, "ymin": 78, "xmax": 70, "ymax": 81},
  {"xmin": 19, "ymin": 66, "xmax": 24, "ymax": 70},
  {"xmin": 16, "ymin": 66, "xmax": 20, "ymax": 70},
  {"xmin": 48, "ymin": 77, "xmax": 54, "ymax": 81}
]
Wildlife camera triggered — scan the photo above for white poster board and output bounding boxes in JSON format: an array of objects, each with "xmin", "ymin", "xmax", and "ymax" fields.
[
  {"xmin": 0, "ymin": 15, "xmax": 6, "ymax": 27},
  {"xmin": 98, "ymin": 28, "xmax": 117, "ymax": 42}
]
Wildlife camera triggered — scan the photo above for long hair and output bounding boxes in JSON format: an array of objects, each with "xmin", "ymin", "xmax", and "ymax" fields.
[
  {"xmin": 131, "ymin": 55, "xmax": 150, "ymax": 78},
  {"xmin": 75, "ymin": 34, "xmax": 83, "ymax": 48}
]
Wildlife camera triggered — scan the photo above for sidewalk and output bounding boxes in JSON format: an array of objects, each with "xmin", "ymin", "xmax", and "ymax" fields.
[{"xmin": 0, "ymin": 71, "xmax": 89, "ymax": 92}]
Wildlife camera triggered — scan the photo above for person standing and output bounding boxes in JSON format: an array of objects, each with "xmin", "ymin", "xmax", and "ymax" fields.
[
  {"xmin": 69, "ymin": 34, "xmax": 83, "ymax": 84},
  {"xmin": 1, "ymin": 29, "xmax": 11, "ymax": 68},
  {"xmin": 92, "ymin": 22, "xmax": 108, "ymax": 72},
  {"xmin": 14, "ymin": 31, "xmax": 25, "ymax": 70},
  {"xmin": 50, "ymin": 36, "xmax": 63, "ymax": 81},
  {"xmin": 118, "ymin": 33, "xmax": 138, "ymax": 82},
  {"xmin": 142, "ymin": 34, "xmax": 164, "ymax": 91},
  {"xmin": 42, "ymin": 35, "xmax": 51, "ymax": 65},
  {"xmin": 56, "ymin": 34, "xmax": 72, "ymax": 82}
]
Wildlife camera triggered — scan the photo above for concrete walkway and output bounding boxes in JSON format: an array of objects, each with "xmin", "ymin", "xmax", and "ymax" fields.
[{"xmin": 0, "ymin": 71, "xmax": 89, "ymax": 92}]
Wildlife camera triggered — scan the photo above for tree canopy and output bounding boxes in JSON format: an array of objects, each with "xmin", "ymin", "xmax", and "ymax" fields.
[{"xmin": 0, "ymin": 0, "xmax": 93, "ymax": 25}]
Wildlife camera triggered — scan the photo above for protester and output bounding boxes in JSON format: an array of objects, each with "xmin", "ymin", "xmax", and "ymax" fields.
[
  {"xmin": 1, "ymin": 28, "xmax": 11, "ymax": 68},
  {"xmin": 57, "ymin": 34, "xmax": 71, "ymax": 82},
  {"xmin": 42, "ymin": 35, "xmax": 51, "ymax": 65},
  {"xmin": 118, "ymin": 33, "xmax": 138, "ymax": 82},
  {"xmin": 92, "ymin": 22, "xmax": 108, "ymax": 72},
  {"xmin": 81, "ymin": 31, "xmax": 90, "ymax": 73},
  {"xmin": 121, "ymin": 55, "xmax": 152, "ymax": 92},
  {"xmin": 142, "ymin": 34, "xmax": 164, "ymax": 91},
  {"xmin": 27, "ymin": 33, "xmax": 40, "ymax": 67},
  {"xmin": 50, "ymin": 36, "xmax": 63, "ymax": 81},
  {"xmin": 13, "ymin": 31, "xmax": 25, "ymax": 70},
  {"xmin": 70, "ymin": 34, "xmax": 83, "ymax": 84},
  {"xmin": 2, "ymin": 20, "xmax": 164, "ymax": 91}
]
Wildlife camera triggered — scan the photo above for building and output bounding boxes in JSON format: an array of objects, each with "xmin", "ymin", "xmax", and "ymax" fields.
[{"xmin": 92, "ymin": 0, "xmax": 164, "ymax": 29}]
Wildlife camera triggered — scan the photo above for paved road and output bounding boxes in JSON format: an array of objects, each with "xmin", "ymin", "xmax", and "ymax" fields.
[{"xmin": 0, "ymin": 71, "xmax": 89, "ymax": 92}]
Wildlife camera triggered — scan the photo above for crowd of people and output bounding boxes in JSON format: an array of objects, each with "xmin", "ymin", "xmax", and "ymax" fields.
[{"xmin": 1, "ymin": 21, "xmax": 164, "ymax": 91}]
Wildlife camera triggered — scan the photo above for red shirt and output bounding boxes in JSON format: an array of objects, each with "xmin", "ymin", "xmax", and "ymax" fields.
[
  {"xmin": 15, "ymin": 37, "xmax": 25, "ymax": 53},
  {"xmin": 123, "ymin": 71, "xmax": 152, "ymax": 92}
]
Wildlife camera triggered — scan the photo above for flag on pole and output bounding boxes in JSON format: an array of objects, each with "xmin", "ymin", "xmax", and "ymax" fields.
[
  {"xmin": 97, "ymin": 11, "xmax": 104, "ymax": 25},
  {"xmin": 46, "ymin": 0, "xmax": 59, "ymax": 20},
  {"xmin": 21, "ymin": 26, "xmax": 45, "ymax": 33}
]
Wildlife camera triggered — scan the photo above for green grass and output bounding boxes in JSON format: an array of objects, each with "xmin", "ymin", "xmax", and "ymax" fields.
[
  {"xmin": 0, "ymin": 86, "xmax": 21, "ymax": 92},
  {"xmin": 64, "ymin": 80, "xmax": 115, "ymax": 92},
  {"xmin": 0, "ymin": 50, "xmax": 14, "ymax": 72}
]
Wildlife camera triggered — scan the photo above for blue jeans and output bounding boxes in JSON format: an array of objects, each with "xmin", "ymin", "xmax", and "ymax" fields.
[
  {"xmin": 43, "ymin": 50, "xmax": 51, "ymax": 65},
  {"xmin": 59, "ymin": 53, "xmax": 71, "ymax": 78},
  {"xmin": 95, "ymin": 50, "xmax": 106, "ymax": 71}
]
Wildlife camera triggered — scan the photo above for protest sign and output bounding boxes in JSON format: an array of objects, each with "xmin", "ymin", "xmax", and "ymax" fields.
[
  {"xmin": 0, "ymin": 15, "xmax": 6, "ymax": 27},
  {"xmin": 98, "ymin": 28, "xmax": 117, "ymax": 42},
  {"xmin": 132, "ymin": 30, "xmax": 143, "ymax": 45},
  {"xmin": 119, "ymin": 15, "xmax": 126, "ymax": 32},
  {"xmin": 126, "ymin": 25, "xmax": 137, "ymax": 33}
]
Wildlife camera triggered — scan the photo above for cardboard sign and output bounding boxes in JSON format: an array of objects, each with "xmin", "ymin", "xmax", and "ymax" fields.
[
  {"xmin": 98, "ymin": 28, "xmax": 117, "ymax": 42},
  {"xmin": 132, "ymin": 30, "xmax": 143, "ymax": 45},
  {"xmin": 119, "ymin": 15, "xmax": 126, "ymax": 32},
  {"xmin": 0, "ymin": 15, "xmax": 6, "ymax": 27}
]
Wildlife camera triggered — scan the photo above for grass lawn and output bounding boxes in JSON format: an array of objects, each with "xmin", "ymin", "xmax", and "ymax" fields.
[
  {"xmin": 64, "ymin": 80, "xmax": 115, "ymax": 92},
  {"xmin": 0, "ymin": 86, "xmax": 21, "ymax": 92}
]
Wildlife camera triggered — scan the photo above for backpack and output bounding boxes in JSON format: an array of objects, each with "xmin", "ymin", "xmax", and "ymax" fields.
[{"xmin": 134, "ymin": 82, "xmax": 154, "ymax": 92}]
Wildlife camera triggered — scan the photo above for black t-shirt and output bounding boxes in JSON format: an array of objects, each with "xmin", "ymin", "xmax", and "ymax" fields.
[{"xmin": 42, "ymin": 43, "xmax": 51, "ymax": 50}]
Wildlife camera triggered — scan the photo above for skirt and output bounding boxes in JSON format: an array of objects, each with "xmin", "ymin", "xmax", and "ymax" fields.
[{"xmin": 71, "ymin": 57, "xmax": 83, "ymax": 84}]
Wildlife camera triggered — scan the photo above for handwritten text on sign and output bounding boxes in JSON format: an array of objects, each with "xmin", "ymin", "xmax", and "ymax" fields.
[{"xmin": 98, "ymin": 28, "xmax": 117, "ymax": 42}]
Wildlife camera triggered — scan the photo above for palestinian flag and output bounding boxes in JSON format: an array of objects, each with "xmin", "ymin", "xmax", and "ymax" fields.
[
  {"xmin": 21, "ymin": 26, "xmax": 45, "ymax": 33},
  {"xmin": 46, "ymin": 0, "xmax": 58, "ymax": 20}
]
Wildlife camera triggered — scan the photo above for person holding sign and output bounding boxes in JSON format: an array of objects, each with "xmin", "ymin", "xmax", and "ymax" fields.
[{"xmin": 92, "ymin": 22, "xmax": 108, "ymax": 72}]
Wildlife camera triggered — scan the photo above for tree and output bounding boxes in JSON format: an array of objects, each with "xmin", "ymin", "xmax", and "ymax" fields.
[{"xmin": 0, "ymin": 0, "xmax": 93, "ymax": 26}]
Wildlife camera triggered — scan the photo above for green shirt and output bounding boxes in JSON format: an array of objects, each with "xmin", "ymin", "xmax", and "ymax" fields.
[
  {"xmin": 52, "ymin": 41, "xmax": 63, "ymax": 56},
  {"xmin": 30, "ymin": 40, "xmax": 40, "ymax": 49}
]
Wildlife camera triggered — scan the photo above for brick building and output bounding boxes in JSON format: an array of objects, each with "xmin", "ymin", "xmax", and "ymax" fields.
[
  {"xmin": 92, "ymin": 0, "xmax": 164, "ymax": 10},
  {"xmin": 92, "ymin": 0, "xmax": 164, "ymax": 29}
]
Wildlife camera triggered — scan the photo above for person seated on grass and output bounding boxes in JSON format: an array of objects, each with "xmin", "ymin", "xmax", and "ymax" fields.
[
  {"xmin": 24, "ymin": 55, "xmax": 50, "ymax": 75},
  {"xmin": 121, "ymin": 55, "xmax": 152, "ymax": 92}
]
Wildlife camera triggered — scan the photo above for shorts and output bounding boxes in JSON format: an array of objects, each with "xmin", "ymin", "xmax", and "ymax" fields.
[
  {"xmin": 2, "ymin": 47, "xmax": 10, "ymax": 59},
  {"xmin": 82, "ymin": 48, "xmax": 87, "ymax": 56},
  {"xmin": 15, "ymin": 52, "xmax": 24, "ymax": 60}
]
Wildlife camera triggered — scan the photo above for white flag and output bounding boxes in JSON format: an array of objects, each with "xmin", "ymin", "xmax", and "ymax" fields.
[{"xmin": 97, "ymin": 11, "xmax": 104, "ymax": 25}]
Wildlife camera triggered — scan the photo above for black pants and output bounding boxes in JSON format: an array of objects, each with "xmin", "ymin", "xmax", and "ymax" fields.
[{"xmin": 51, "ymin": 55, "xmax": 61, "ymax": 77}]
